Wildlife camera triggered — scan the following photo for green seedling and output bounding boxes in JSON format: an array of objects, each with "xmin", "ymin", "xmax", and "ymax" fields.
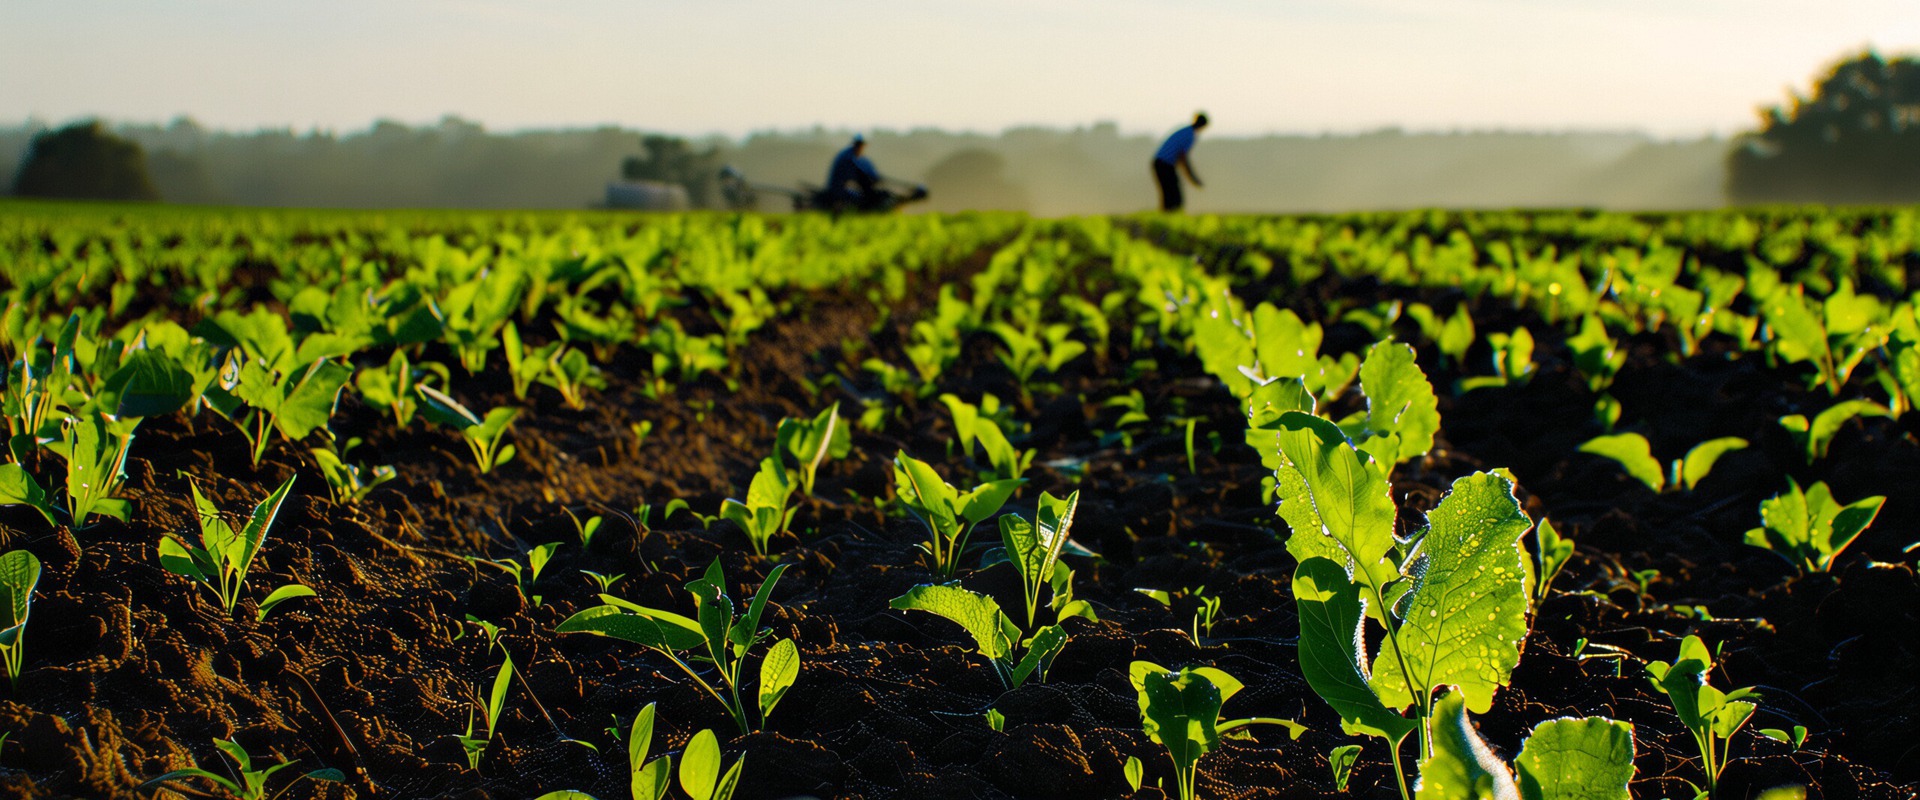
[
  {"xmin": 893, "ymin": 452, "xmax": 1023, "ymax": 577},
  {"xmin": 158, "ymin": 476, "xmax": 299, "ymax": 617},
  {"xmin": 456, "ymin": 654, "xmax": 514, "ymax": 770},
  {"xmin": 630, "ymin": 420, "xmax": 654, "ymax": 452},
  {"xmin": 475, "ymin": 542, "xmax": 561, "ymax": 605},
  {"xmin": 0, "ymin": 550, "xmax": 41, "ymax": 689},
  {"xmin": 355, "ymin": 349, "xmax": 446, "ymax": 429},
  {"xmin": 634, "ymin": 498, "xmax": 689, "ymax": 533},
  {"xmin": 199, "ymin": 308, "xmax": 355, "ymax": 466},
  {"xmin": 502, "ymin": 321, "xmax": 557, "ymax": 401},
  {"xmin": 559, "ymin": 560, "xmax": 797, "ymax": 733},
  {"xmin": 1760, "ymin": 283, "xmax": 1884, "ymax": 396},
  {"xmin": 1567, "ymin": 314, "xmax": 1627, "ymax": 393},
  {"xmin": 1744, "ymin": 478, "xmax": 1884, "ymax": 574},
  {"xmin": 991, "ymin": 320, "xmax": 1086, "ymax": 399},
  {"xmin": 1328, "ymin": 744, "xmax": 1361, "ymax": 792},
  {"xmin": 1124, "ymin": 755, "xmax": 1144, "ymax": 793},
  {"xmin": 940, "ymin": 394, "xmax": 1032, "ymax": 482},
  {"xmin": 47, "ymin": 412, "xmax": 136, "ymax": 524},
  {"xmin": 581, "ymin": 570, "xmax": 626, "ymax": 594},
  {"xmin": 142, "ymin": 737, "xmax": 344, "ymax": 800},
  {"xmin": 998, "ymin": 490, "xmax": 1080, "ymax": 629},
  {"xmin": 1526, "ymin": 518, "xmax": 1573, "ymax": 609},
  {"xmin": 1577, "ymin": 433, "xmax": 1748, "ymax": 493},
  {"xmin": 417, "ymin": 385, "xmax": 519, "ymax": 474},
  {"xmin": 1778, "ymin": 400, "xmax": 1891, "ymax": 464},
  {"xmin": 566, "ymin": 508, "xmax": 604, "ymax": 548},
  {"xmin": 1129, "ymin": 661, "xmax": 1305, "ymax": 800},
  {"xmin": 1417, "ymin": 691, "xmax": 1636, "ymax": 800},
  {"xmin": 311, "ymin": 436, "xmax": 396, "ymax": 504},
  {"xmin": 984, "ymin": 708, "xmax": 1006, "ymax": 732},
  {"xmin": 1646, "ymin": 635, "xmax": 1757, "ymax": 797},
  {"xmin": 1276, "ymin": 412, "xmax": 1532, "ymax": 799},
  {"xmin": 719, "ymin": 457, "xmax": 796, "ymax": 556},
  {"xmin": 1136, "ymin": 586, "xmax": 1221, "ymax": 647},
  {"xmin": 538, "ymin": 346, "xmax": 606, "ymax": 410},
  {"xmin": 776, "ymin": 403, "xmax": 851, "ymax": 497},
  {"xmin": 627, "ymin": 703, "xmax": 674, "ymax": 800},
  {"xmin": 892, "ymin": 583, "xmax": 1066, "ymax": 690},
  {"xmin": 1460, "ymin": 327, "xmax": 1537, "ymax": 392},
  {"xmin": 1760, "ymin": 725, "xmax": 1809, "ymax": 750},
  {"xmin": 255, "ymin": 584, "xmax": 314, "ymax": 621}
]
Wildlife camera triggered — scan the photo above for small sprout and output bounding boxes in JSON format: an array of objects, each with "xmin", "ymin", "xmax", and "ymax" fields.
[
  {"xmin": 893, "ymin": 452, "xmax": 1023, "ymax": 577},
  {"xmin": 580, "ymin": 570, "xmax": 625, "ymax": 594},
  {"xmin": 255, "ymin": 584, "xmax": 314, "ymax": 621},
  {"xmin": 627, "ymin": 702, "xmax": 673, "ymax": 800},
  {"xmin": 1778, "ymin": 400, "xmax": 1891, "ymax": 464},
  {"xmin": 1129, "ymin": 661, "xmax": 1305, "ymax": 800},
  {"xmin": 999, "ymin": 490, "xmax": 1080, "ymax": 629},
  {"xmin": 417, "ymin": 385, "xmax": 519, "ymax": 474},
  {"xmin": 1328, "ymin": 744, "xmax": 1361, "ymax": 792},
  {"xmin": 142, "ymin": 737, "xmax": 345, "ymax": 800},
  {"xmin": 456, "ymin": 654, "xmax": 515, "ymax": 770},
  {"xmin": 775, "ymin": 403, "xmax": 851, "ymax": 497},
  {"xmin": 634, "ymin": 498, "xmax": 689, "ymax": 533},
  {"xmin": 311, "ymin": 436, "xmax": 396, "ymax": 504},
  {"xmin": 1744, "ymin": 478, "xmax": 1884, "ymax": 574},
  {"xmin": 1760, "ymin": 725, "xmax": 1809, "ymax": 750},
  {"xmin": 475, "ymin": 542, "xmax": 561, "ymax": 605},
  {"xmin": 565, "ymin": 508, "xmax": 604, "ymax": 548},
  {"xmin": 1578, "ymin": 433, "xmax": 1748, "ymax": 493},
  {"xmin": 1123, "ymin": 754, "xmax": 1144, "ymax": 792},
  {"xmin": 1528, "ymin": 518, "xmax": 1574, "ymax": 609},
  {"xmin": 158, "ymin": 476, "xmax": 297, "ymax": 617},
  {"xmin": 1646, "ymin": 635, "xmax": 1758, "ymax": 796},
  {"xmin": 984, "ymin": 708, "xmax": 1006, "ymax": 732},
  {"xmin": 630, "ymin": 420, "xmax": 654, "ymax": 452},
  {"xmin": 719, "ymin": 457, "xmax": 796, "ymax": 556},
  {"xmin": 891, "ymin": 583, "xmax": 1065, "ymax": 690}
]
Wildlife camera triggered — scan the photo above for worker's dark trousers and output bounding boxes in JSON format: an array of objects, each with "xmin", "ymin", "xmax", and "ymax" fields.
[{"xmin": 1152, "ymin": 159, "xmax": 1182, "ymax": 211}]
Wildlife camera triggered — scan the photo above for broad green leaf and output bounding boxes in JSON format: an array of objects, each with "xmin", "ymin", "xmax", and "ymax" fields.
[
  {"xmin": 680, "ymin": 729, "xmax": 721, "ymax": 800},
  {"xmin": 157, "ymin": 537, "xmax": 206, "ymax": 583},
  {"xmin": 1329, "ymin": 744, "xmax": 1362, "ymax": 792},
  {"xmin": 274, "ymin": 360, "xmax": 354, "ymax": 441},
  {"xmin": 1252, "ymin": 304, "xmax": 1323, "ymax": 386},
  {"xmin": 890, "ymin": 584, "xmax": 1016, "ymax": 661},
  {"xmin": 98, "ymin": 349, "xmax": 194, "ymax": 418},
  {"xmin": 558, "ymin": 604, "xmax": 708, "ymax": 652},
  {"xmin": 1358, "ymin": 341, "xmax": 1439, "ymax": 466},
  {"xmin": 1415, "ymin": 692, "xmax": 1520, "ymax": 800},
  {"xmin": 0, "ymin": 465, "xmax": 55, "ymax": 526},
  {"xmin": 1679, "ymin": 437, "xmax": 1747, "ymax": 491},
  {"xmin": 533, "ymin": 792, "xmax": 598, "ymax": 800},
  {"xmin": 1372, "ymin": 472, "xmax": 1531, "ymax": 714},
  {"xmin": 256, "ymin": 583, "xmax": 314, "ymax": 620},
  {"xmin": 1291, "ymin": 558, "xmax": 1417, "ymax": 742},
  {"xmin": 713, "ymin": 753, "xmax": 745, "ymax": 800},
  {"xmin": 1136, "ymin": 666, "xmax": 1224, "ymax": 775},
  {"xmin": 895, "ymin": 454, "xmax": 958, "ymax": 533},
  {"xmin": 1514, "ymin": 716, "xmax": 1636, "ymax": 800},
  {"xmin": 956, "ymin": 479, "xmax": 1024, "ymax": 526},
  {"xmin": 1274, "ymin": 412, "xmax": 1399, "ymax": 590},
  {"xmin": 1578, "ymin": 433, "xmax": 1663, "ymax": 492},
  {"xmin": 635, "ymin": 757, "xmax": 672, "ymax": 800},
  {"xmin": 758, "ymin": 637, "xmax": 800, "ymax": 721}
]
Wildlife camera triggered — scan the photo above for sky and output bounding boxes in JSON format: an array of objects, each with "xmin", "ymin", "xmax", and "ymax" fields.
[{"xmin": 3, "ymin": 0, "xmax": 1918, "ymax": 140}]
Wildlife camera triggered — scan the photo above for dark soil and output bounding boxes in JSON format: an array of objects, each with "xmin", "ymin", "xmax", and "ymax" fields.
[{"xmin": 1, "ymin": 236, "xmax": 1916, "ymax": 800}]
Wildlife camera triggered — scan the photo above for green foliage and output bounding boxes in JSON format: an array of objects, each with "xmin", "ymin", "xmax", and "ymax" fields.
[
  {"xmin": 417, "ymin": 385, "xmax": 519, "ymax": 474},
  {"xmin": 0, "ymin": 550, "xmax": 41, "ymax": 689},
  {"xmin": 355, "ymin": 349, "xmax": 445, "ymax": 429},
  {"xmin": 1136, "ymin": 586, "xmax": 1220, "ymax": 646},
  {"xmin": 1744, "ymin": 478, "xmax": 1884, "ymax": 573},
  {"xmin": 255, "ymin": 584, "xmax": 314, "ymax": 621},
  {"xmin": 11, "ymin": 120, "xmax": 160, "ymax": 201},
  {"xmin": 998, "ymin": 490, "xmax": 1079, "ymax": 628},
  {"xmin": 559, "ymin": 560, "xmax": 794, "ymax": 733},
  {"xmin": 628, "ymin": 703, "xmax": 674, "ymax": 800},
  {"xmin": 1329, "ymin": 744, "xmax": 1362, "ymax": 792},
  {"xmin": 311, "ymin": 436, "xmax": 395, "ymax": 505},
  {"xmin": 456, "ymin": 654, "xmax": 515, "ymax": 770},
  {"xmin": 775, "ymin": 403, "xmax": 851, "ymax": 497},
  {"xmin": 46, "ymin": 412, "xmax": 136, "ymax": 524},
  {"xmin": 1415, "ymin": 692, "xmax": 1635, "ymax": 800},
  {"xmin": 158, "ymin": 476, "xmax": 298, "ymax": 616},
  {"xmin": 1527, "ymin": 518, "xmax": 1574, "ymax": 609},
  {"xmin": 1128, "ymin": 661, "xmax": 1305, "ymax": 800},
  {"xmin": 1347, "ymin": 341, "xmax": 1440, "ymax": 469},
  {"xmin": 200, "ymin": 308, "xmax": 356, "ymax": 465},
  {"xmin": 1759, "ymin": 725, "xmax": 1809, "ymax": 750},
  {"xmin": 1646, "ymin": 635, "xmax": 1758, "ymax": 796},
  {"xmin": 940, "ymin": 394, "xmax": 1033, "ymax": 482},
  {"xmin": 142, "ymin": 738, "xmax": 345, "ymax": 800},
  {"xmin": 719, "ymin": 457, "xmax": 796, "ymax": 556},
  {"xmin": 476, "ymin": 542, "xmax": 561, "ymax": 605},
  {"xmin": 1778, "ymin": 399, "xmax": 1891, "ymax": 463},
  {"xmin": 892, "ymin": 452, "xmax": 1023, "ymax": 577},
  {"xmin": 0, "ymin": 464, "xmax": 56, "ymax": 527},
  {"xmin": 678, "ymin": 729, "xmax": 745, "ymax": 800},
  {"xmin": 1567, "ymin": 315, "xmax": 1626, "ymax": 393},
  {"xmin": 1578, "ymin": 433, "xmax": 1748, "ymax": 493},
  {"xmin": 891, "ymin": 582, "xmax": 1065, "ymax": 690}
]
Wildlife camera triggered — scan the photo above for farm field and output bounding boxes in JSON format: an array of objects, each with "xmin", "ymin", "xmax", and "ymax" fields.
[{"xmin": 0, "ymin": 203, "xmax": 1917, "ymax": 800}]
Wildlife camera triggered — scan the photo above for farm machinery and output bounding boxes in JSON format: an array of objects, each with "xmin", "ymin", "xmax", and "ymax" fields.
[{"xmin": 718, "ymin": 166, "xmax": 928, "ymax": 213}]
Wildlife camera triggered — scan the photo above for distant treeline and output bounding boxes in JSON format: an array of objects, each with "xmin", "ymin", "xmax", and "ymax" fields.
[{"xmin": 1, "ymin": 116, "xmax": 1728, "ymax": 213}]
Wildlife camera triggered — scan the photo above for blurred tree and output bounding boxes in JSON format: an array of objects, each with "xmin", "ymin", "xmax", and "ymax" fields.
[
  {"xmin": 924, "ymin": 149, "xmax": 1029, "ymax": 213},
  {"xmin": 11, "ymin": 120, "xmax": 160, "ymax": 201},
  {"xmin": 1728, "ymin": 51, "xmax": 1920, "ymax": 204},
  {"xmin": 622, "ymin": 135, "xmax": 723, "ymax": 207}
]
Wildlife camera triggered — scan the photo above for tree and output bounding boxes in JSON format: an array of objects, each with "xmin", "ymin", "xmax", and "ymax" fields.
[
  {"xmin": 924, "ymin": 149, "xmax": 1029, "ymax": 212},
  {"xmin": 11, "ymin": 120, "xmax": 160, "ymax": 201},
  {"xmin": 1728, "ymin": 51, "xmax": 1920, "ymax": 204},
  {"xmin": 622, "ymin": 135, "xmax": 723, "ymax": 207}
]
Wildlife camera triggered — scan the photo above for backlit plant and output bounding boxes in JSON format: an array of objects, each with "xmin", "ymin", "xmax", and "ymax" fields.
[
  {"xmin": 158, "ymin": 476, "xmax": 301, "ymax": 617},
  {"xmin": 1744, "ymin": 478, "xmax": 1884, "ymax": 574},
  {"xmin": 1128, "ymin": 661, "xmax": 1305, "ymax": 800}
]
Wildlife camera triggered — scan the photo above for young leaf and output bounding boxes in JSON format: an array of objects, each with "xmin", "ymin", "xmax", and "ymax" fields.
[
  {"xmin": 1273, "ymin": 412, "xmax": 1399, "ymax": 591},
  {"xmin": 680, "ymin": 730, "xmax": 721, "ymax": 800},
  {"xmin": 1578, "ymin": 433, "xmax": 1663, "ymax": 492},
  {"xmin": 890, "ymin": 584, "xmax": 1016, "ymax": 662},
  {"xmin": 1371, "ymin": 472, "xmax": 1532, "ymax": 715},
  {"xmin": 1678, "ymin": 437, "xmax": 1747, "ymax": 491},
  {"xmin": 758, "ymin": 637, "xmax": 799, "ymax": 723},
  {"xmin": 0, "ymin": 465, "xmax": 56, "ymax": 526},
  {"xmin": 1124, "ymin": 755, "xmax": 1144, "ymax": 792},
  {"xmin": 1328, "ymin": 744, "xmax": 1362, "ymax": 792},
  {"xmin": 1513, "ymin": 715, "xmax": 1636, "ymax": 800},
  {"xmin": 1291, "ymin": 558, "xmax": 1418, "ymax": 742},
  {"xmin": 256, "ymin": 583, "xmax": 315, "ymax": 620},
  {"xmin": 557, "ymin": 604, "xmax": 707, "ymax": 652},
  {"xmin": 1356, "ymin": 340, "xmax": 1439, "ymax": 467}
]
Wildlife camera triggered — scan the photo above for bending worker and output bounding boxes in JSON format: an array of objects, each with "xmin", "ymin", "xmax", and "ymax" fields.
[
  {"xmin": 1151, "ymin": 112, "xmax": 1208, "ymax": 212},
  {"xmin": 824, "ymin": 134, "xmax": 881, "ymax": 210}
]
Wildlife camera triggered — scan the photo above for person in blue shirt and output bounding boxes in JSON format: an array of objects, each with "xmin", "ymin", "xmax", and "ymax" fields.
[
  {"xmin": 824, "ymin": 134, "xmax": 881, "ymax": 210},
  {"xmin": 1152, "ymin": 113, "xmax": 1208, "ymax": 211}
]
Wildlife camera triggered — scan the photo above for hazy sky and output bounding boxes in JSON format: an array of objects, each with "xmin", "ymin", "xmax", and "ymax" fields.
[{"xmin": 4, "ymin": 0, "xmax": 1917, "ymax": 139}]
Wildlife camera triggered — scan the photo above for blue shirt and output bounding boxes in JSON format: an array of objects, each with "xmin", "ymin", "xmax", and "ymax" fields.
[
  {"xmin": 1154, "ymin": 125, "xmax": 1198, "ymax": 164},
  {"xmin": 827, "ymin": 145, "xmax": 879, "ymax": 189}
]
